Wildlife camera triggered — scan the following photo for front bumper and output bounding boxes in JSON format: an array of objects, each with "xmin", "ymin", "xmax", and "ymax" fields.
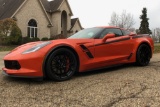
[
  {"xmin": 2, "ymin": 69, "xmax": 43, "ymax": 79},
  {"xmin": 2, "ymin": 50, "xmax": 45, "ymax": 78}
]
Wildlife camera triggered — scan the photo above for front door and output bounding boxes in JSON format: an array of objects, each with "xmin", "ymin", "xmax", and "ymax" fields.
[{"xmin": 94, "ymin": 28, "xmax": 134, "ymax": 68}]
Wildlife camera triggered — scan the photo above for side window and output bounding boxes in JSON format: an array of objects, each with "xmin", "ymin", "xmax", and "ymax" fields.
[
  {"xmin": 111, "ymin": 29, "xmax": 123, "ymax": 37},
  {"xmin": 122, "ymin": 30, "xmax": 130, "ymax": 35},
  {"xmin": 100, "ymin": 28, "xmax": 123, "ymax": 38},
  {"xmin": 100, "ymin": 29, "xmax": 113, "ymax": 38},
  {"xmin": 126, "ymin": 30, "xmax": 131, "ymax": 35}
]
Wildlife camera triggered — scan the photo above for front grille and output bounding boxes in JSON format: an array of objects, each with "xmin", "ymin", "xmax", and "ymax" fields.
[{"xmin": 4, "ymin": 60, "xmax": 21, "ymax": 70}]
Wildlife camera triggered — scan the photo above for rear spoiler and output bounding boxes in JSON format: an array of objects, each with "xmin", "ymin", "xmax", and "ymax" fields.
[
  {"xmin": 138, "ymin": 34, "xmax": 150, "ymax": 36},
  {"xmin": 132, "ymin": 34, "xmax": 151, "ymax": 39},
  {"xmin": 137, "ymin": 34, "xmax": 151, "ymax": 37}
]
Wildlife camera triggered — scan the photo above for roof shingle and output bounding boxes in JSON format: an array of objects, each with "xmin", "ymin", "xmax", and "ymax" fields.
[
  {"xmin": 0, "ymin": 0, "xmax": 65, "ymax": 20},
  {"xmin": 40, "ymin": 0, "xmax": 64, "ymax": 12},
  {"xmin": 0, "ymin": 0, "xmax": 25, "ymax": 20},
  {"xmin": 71, "ymin": 18, "xmax": 78, "ymax": 28},
  {"xmin": 49, "ymin": 0, "xmax": 63, "ymax": 12},
  {"xmin": 40, "ymin": 0, "xmax": 51, "ymax": 12}
]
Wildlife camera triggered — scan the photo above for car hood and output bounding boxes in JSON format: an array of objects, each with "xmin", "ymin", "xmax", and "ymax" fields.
[
  {"xmin": 9, "ymin": 38, "xmax": 94, "ymax": 53},
  {"xmin": 10, "ymin": 41, "xmax": 43, "ymax": 53}
]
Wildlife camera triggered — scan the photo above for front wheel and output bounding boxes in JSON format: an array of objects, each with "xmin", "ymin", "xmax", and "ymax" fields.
[
  {"xmin": 136, "ymin": 44, "xmax": 151, "ymax": 66},
  {"xmin": 46, "ymin": 48, "xmax": 78, "ymax": 81}
]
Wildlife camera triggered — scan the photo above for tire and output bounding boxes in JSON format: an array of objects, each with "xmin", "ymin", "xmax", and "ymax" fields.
[
  {"xmin": 46, "ymin": 48, "xmax": 78, "ymax": 81},
  {"xmin": 136, "ymin": 44, "xmax": 151, "ymax": 66}
]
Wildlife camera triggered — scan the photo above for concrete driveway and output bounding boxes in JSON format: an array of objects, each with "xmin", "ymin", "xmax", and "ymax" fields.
[
  {"xmin": 0, "ymin": 51, "xmax": 7, "ymax": 69},
  {"xmin": 0, "ymin": 51, "xmax": 160, "ymax": 107}
]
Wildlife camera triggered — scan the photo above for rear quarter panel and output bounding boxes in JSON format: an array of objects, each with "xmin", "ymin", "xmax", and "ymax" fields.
[{"xmin": 129, "ymin": 35, "xmax": 154, "ymax": 62}]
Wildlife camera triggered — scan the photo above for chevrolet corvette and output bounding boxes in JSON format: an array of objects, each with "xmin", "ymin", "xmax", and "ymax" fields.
[{"xmin": 2, "ymin": 26, "xmax": 154, "ymax": 81}]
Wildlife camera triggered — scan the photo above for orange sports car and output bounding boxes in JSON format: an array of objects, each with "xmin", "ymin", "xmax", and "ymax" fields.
[{"xmin": 2, "ymin": 26, "xmax": 154, "ymax": 81}]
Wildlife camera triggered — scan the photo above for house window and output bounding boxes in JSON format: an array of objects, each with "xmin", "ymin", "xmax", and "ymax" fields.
[{"xmin": 28, "ymin": 19, "xmax": 37, "ymax": 38}]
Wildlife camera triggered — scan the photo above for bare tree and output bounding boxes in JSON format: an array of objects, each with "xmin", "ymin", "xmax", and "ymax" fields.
[
  {"xmin": 109, "ymin": 12, "xmax": 119, "ymax": 27},
  {"xmin": 109, "ymin": 10, "xmax": 135, "ymax": 29}
]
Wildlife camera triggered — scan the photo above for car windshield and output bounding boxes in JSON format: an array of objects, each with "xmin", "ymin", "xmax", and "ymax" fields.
[{"xmin": 68, "ymin": 27, "xmax": 104, "ymax": 39}]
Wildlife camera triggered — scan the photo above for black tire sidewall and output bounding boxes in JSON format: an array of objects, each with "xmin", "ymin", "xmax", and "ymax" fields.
[
  {"xmin": 136, "ymin": 44, "xmax": 151, "ymax": 66},
  {"xmin": 46, "ymin": 48, "xmax": 77, "ymax": 81}
]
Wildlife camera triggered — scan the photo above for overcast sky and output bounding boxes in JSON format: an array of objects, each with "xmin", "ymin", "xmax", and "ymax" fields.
[{"xmin": 67, "ymin": 0, "xmax": 160, "ymax": 29}]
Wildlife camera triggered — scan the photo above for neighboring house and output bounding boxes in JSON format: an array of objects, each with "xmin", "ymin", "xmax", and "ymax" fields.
[
  {"xmin": 0, "ymin": 0, "xmax": 83, "ymax": 39},
  {"xmin": 70, "ymin": 18, "xmax": 83, "ymax": 35},
  {"xmin": 153, "ymin": 28, "xmax": 160, "ymax": 42}
]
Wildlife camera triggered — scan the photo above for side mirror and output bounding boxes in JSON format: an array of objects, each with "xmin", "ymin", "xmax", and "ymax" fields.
[
  {"xmin": 129, "ymin": 32, "xmax": 136, "ymax": 36},
  {"xmin": 102, "ymin": 33, "xmax": 115, "ymax": 42}
]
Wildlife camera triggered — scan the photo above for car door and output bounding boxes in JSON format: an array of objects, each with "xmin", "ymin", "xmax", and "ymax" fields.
[{"xmin": 93, "ymin": 28, "xmax": 134, "ymax": 67}]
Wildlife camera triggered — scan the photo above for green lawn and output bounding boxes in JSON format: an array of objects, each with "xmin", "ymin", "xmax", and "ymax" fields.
[
  {"xmin": 154, "ymin": 43, "xmax": 160, "ymax": 53},
  {"xmin": 154, "ymin": 43, "xmax": 160, "ymax": 46}
]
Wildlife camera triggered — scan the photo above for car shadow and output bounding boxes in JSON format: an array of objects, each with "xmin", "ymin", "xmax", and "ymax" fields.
[
  {"xmin": 2, "ymin": 76, "xmax": 45, "ymax": 84},
  {"xmin": 74, "ymin": 63, "xmax": 135, "ymax": 78},
  {"xmin": 2, "ymin": 63, "xmax": 136, "ymax": 84}
]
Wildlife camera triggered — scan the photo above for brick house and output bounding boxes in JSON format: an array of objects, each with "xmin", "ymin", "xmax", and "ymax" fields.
[{"xmin": 0, "ymin": 0, "xmax": 83, "ymax": 39}]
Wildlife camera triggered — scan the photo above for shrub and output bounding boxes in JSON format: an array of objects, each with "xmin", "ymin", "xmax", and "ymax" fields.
[
  {"xmin": 49, "ymin": 37, "xmax": 55, "ymax": 40},
  {"xmin": 0, "ymin": 18, "xmax": 16, "ymax": 37},
  {"xmin": 0, "ymin": 18, "xmax": 23, "ymax": 45},
  {"xmin": 50, "ymin": 34, "xmax": 63, "ymax": 40},
  {"xmin": 9, "ymin": 25, "xmax": 22, "ymax": 45},
  {"xmin": 31, "ymin": 37, "xmax": 40, "ymax": 42},
  {"xmin": 41, "ymin": 37, "xmax": 49, "ymax": 41},
  {"xmin": 22, "ymin": 37, "xmax": 32, "ymax": 44},
  {"xmin": 22, "ymin": 37, "xmax": 40, "ymax": 44},
  {"xmin": 0, "ymin": 36, "xmax": 10, "ymax": 45}
]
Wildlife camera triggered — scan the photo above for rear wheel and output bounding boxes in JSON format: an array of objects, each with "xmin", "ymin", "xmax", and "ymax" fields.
[
  {"xmin": 136, "ymin": 44, "xmax": 151, "ymax": 66},
  {"xmin": 46, "ymin": 48, "xmax": 78, "ymax": 81}
]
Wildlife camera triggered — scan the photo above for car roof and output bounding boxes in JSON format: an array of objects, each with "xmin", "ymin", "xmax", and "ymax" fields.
[
  {"xmin": 96, "ymin": 26, "xmax": 120, "ymax": 28},
  {"xmin": 96, "ymin": 26, "xmax": 126, "ymax": 30}
]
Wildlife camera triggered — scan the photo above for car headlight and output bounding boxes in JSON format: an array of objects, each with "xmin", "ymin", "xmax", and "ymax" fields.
[{"xmin": 22, "ymin": 41, "xmax": 51, "ymax": 54}]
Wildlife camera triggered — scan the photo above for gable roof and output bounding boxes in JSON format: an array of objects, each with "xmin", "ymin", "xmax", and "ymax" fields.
[
  {"xmin": 70, "ymin": 18, "xmax": 83, "ymax": 30},
  {"xmin": 41, "ymin": 0, "xmax": 73, "ymax": 15},
  {"xmin": 40, "ymin": 0, "xmax": 51, "ymax": 12},
  {"xmin": 49, "ymin": 0, "xmax": 64, "ymax": 12},
  {"xmin": 40, "ymin": 0, "xmax": 64, "ymax": 12},
  {"xmin": 71, "ymin": 18, "xmax": 78, "ymax": 28},
  {"xmin": 0, "ymin": 0, "xmax": 25, "ymax": 20}
]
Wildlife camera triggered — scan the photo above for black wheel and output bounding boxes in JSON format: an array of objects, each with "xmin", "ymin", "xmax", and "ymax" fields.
[
  {"xmin": 136, "ymin": 44, "xmax": 151, "ymax": 66},
  {"xmin": 46, "ymin": 48, "xmax": 78, "ymax": 81}
]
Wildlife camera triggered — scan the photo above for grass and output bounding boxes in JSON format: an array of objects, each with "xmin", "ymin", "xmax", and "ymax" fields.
[
  {"xmin": 154, "ymin": 43, "xmax": 160, "ymax": 53},
  {"xmin": 0, "ymin": 45, "xmax": 17, "ymax": 52},
  {"xmin": 154, "ymin": 43, "xmax": 160, "ymax": 46},
  {"xmin": 0, "ymin": 43, "xmax": 160, "ymax": 53}
]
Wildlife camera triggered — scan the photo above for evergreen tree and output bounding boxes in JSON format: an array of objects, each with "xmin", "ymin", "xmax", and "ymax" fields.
[{"xmin": 139, "ymin": 8, "xmax": 152, "ymax": 34}]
